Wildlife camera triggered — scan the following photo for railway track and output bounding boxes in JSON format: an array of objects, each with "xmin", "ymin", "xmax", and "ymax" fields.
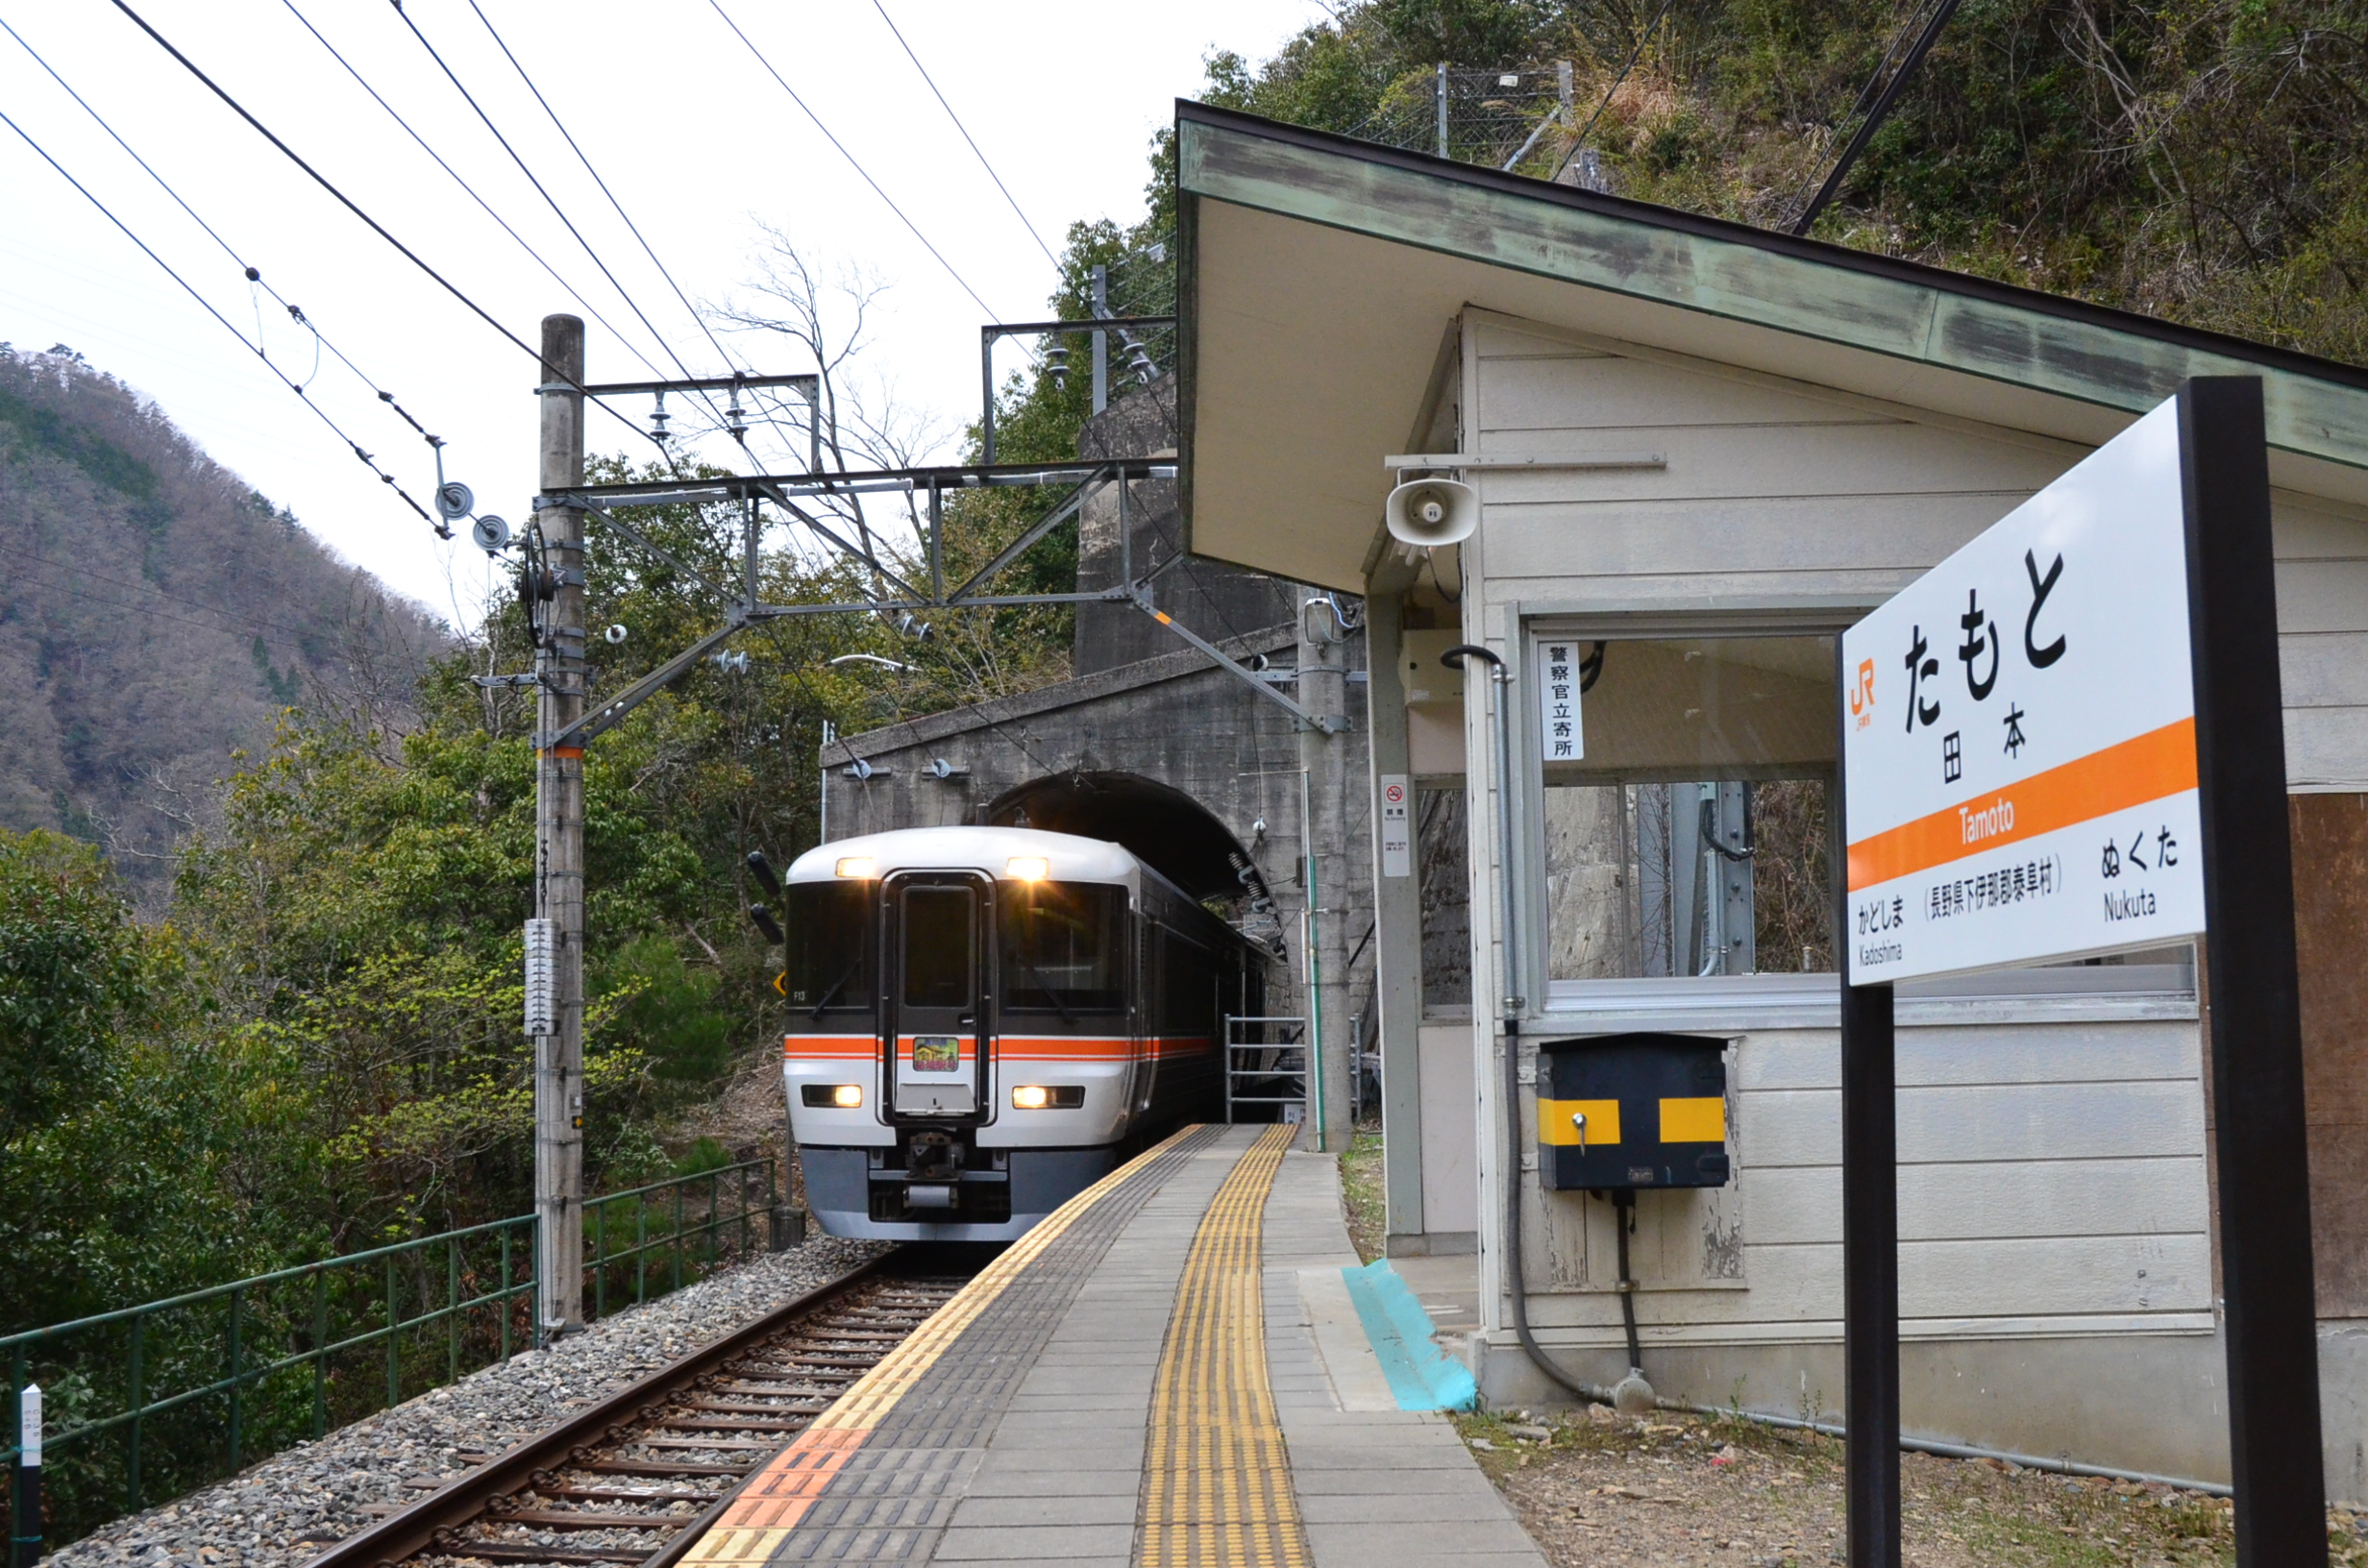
[{"xmin": 306, "ymin": 1251, "xmax": 972, "ymax": 1568}]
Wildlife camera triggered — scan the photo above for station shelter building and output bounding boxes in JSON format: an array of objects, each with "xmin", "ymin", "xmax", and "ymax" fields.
[{"xmin": 1166, "ymin": 100, "xmax": 2368, "ymax": 1492}]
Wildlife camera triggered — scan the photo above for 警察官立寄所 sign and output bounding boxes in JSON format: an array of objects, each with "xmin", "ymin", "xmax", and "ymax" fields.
[{"xmin": 1840, "ymin": 396, "xmax": 2205, "ymax": 984}]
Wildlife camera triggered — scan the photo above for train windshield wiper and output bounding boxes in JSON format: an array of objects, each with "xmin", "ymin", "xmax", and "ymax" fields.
[
  {"xmin": 809, "ymin": 959, "xmax": 862, "ymax": 1021},
  {"xmin": 1010, "ymin": 952, "xmax": 1075, "ymax": 1024}
]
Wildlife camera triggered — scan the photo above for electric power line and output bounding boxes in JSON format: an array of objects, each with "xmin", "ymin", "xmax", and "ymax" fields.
[
  {"xmin": 706, "ymin": 0, "xmax": 1008, "ymax": 326},
  {"xmin": 869, "ymin": 0, "xmax": 1060, "ymax": 271},
  {"xmin": 10, "ymin": 562, "xmax": 332, "ymax": 655},
  {"xmin": 1554, "ymin": 0, "xmax": 1680, "ymax": 182},
  {"xmin": 274, "ymin": 0, "xmax": 670, "ymax": 386},
  {"xmin": 0, "ymin": 12, "xmax": 445, "ymax": 460},
  {"xmin": 386, "ymin": 3, "xmax": 707, "ymax": 388},
  {"xmin": 104, "ymin": 0, "xmax": 663, "ymax": 456},
  {"xmin": 0, "ymin": 104, "xmax": 443, "ymax": 528},
  {"xmin": 459, "ymin": 0, "xmax": 816, "ymax": 467}
]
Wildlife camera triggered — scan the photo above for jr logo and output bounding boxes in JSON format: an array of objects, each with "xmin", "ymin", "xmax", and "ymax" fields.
[{"xmin": 1850, "ymin": 659, "xmax": 1876, "ymax": 729}]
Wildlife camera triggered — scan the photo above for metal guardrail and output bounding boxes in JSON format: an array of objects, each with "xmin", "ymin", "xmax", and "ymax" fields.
[
  {"xmin": 2, "ymin": 1159, "xmax": 777, "ymax": 1545},
  {"xmin": 1223, "ymin": 1014, "xmax": 1309, "ymax": 1123}
]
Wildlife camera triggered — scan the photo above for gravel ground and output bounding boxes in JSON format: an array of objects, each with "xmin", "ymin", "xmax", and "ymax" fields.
[
  {"xmin": 1455, "ymin": 1405, "xmax": 2368, "ymax": 1568},
  {"xmin": 47, "ymin": 1236, "xmax": 888, "ymax": 1568}
]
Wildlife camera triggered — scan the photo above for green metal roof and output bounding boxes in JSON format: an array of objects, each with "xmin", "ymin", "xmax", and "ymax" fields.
[{"xmin": 1176, "ymin": 103, "xmax": 2368, "ymax": 476}]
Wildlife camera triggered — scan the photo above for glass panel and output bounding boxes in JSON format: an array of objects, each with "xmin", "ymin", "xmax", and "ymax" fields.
[
  {"xmin": 1540, "ymin": 634, "xmax": 1838, "ymax": 980},
  {"xmin": 782, "ymin": 882, "xmax": 871, "ymax": 1013},
  {"xmin": 1543, "ymin": 779, "xmax": 1833, "ymax": 978},
  {"xmin": 1418, "ymin": 787, "xmax": 1471, "ymax": 1012},
  {"xmin": 998, "ymin": 883, "xmax": 1127, "ymax": 1013},
  {"xmin": 901, "ymin": 887, "xmax": 974, "ymax": 1009}
]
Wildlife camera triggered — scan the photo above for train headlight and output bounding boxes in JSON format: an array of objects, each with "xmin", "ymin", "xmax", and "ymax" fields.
[
  {"xmin": 802, "ymin": 1084, "xmax": 864, "ymax": 1108},
  {"xmin": 1012, "ymin": 1085, "xmax": 1049, "ymax": 1110},
  {"xmin": 1004, "ymin": 855, "xmax": 1050, "ymax": 882},
  {"xmin": 1012, "ymin": 1085, "xmax": 1083, "ymax": 1109},
  {"xmin": 834, "ymin": 855, "xmax": 876, "ymax": 879}
]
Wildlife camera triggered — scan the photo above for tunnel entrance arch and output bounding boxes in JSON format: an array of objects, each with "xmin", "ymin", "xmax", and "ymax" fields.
[{"xmin": 985, "ymin": 770, "xmax": 1267, "ymax": 908}]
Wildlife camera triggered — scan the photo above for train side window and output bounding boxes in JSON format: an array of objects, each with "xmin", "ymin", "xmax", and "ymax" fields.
[
  {"xmin": 902, "ymin": 888, "xmax": 974, "ymax": 1009},
  {"xmin": 999, "ymin": 882, "xmax": 1126, "ymax": 1013},
  {"xmin": 783, "ymin": 882, "xmax": 872, "ymax": 1014}
]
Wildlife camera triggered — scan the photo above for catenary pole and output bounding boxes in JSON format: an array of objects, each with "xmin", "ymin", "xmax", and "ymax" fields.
[{"xmin": 534, "ymin": 314, "xmax": 588, "ymax": 1338}]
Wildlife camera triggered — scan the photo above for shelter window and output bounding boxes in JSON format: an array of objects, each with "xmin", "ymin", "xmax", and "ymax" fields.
[
  {"xmin": 784, "ymin": 882, "xmax": 872, "ymax": 1013},
  {"xmin": 1537, "ymin": 635, "xmax": 1838, "ymax": 985},
  {"xmin": 999, "ymin": 882, "xmax": 1127, "ymax": 1014}
]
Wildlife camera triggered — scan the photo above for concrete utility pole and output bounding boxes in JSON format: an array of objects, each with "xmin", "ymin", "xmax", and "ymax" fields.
[
  {"xmin": 533, "ymin": 314, "xmax": 587, "ymax": 1338},
  {"xmin": 1297, "ymin": 588, "xmax": 1352, "ymax": 1151}
]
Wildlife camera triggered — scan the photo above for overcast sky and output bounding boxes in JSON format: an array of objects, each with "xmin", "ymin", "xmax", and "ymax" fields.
[{"xmin": 1, "ymin": 0, "xmax": 1327, "ymax": 626}]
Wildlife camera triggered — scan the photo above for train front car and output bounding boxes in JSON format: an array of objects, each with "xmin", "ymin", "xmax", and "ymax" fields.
[{"xmin": 781, "ymin": 826, "xmax": 1232, "ymax": 1241}]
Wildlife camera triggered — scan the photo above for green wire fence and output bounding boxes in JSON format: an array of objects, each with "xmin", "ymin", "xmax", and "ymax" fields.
[{"xmin": 3, "ymin": 1159, "xmax": 779, "ymax": 1551}]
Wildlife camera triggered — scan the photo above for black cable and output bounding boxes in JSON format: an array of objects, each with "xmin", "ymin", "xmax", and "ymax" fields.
[
  {"xmin": 13, "ymin": 550, "xmax": 342, "ymax": 646},
  {"xmin": 1, "ymin": 13, "xmax": 444, "ymax": 460},
  {"xmin": 1551, "ymin": 0, "xmax": 1680, "ymax": 183},
  {"xmin": 274, "ymin": 0, "xmax": 669, "ymax": 385},
  {"xmin": 10, "ymin": 565, "xmax": 327, "ymax": 656},
  {"xmin": 456, "ymin": 0, "xmax": 811, "ymax": 466},
  {"xmin": 386, "ymin": 2, "xmax": 703, "ymax": 390},
  {"xmin": 0, "ymin": 105, "xmax": 442, "ymax": 530},
  {"xmin": 104, "ymin": 0, "xmax": 658, "ymax": 455},
  {"xmin": 1790, "ymin": 0, "xmax": 1963, "ymax": 234},
  {"xmin": 463, "ymin": 0, "xmax": 739, "ymax": 376},
  {"xmin": 706, "ymin": 0, "xmax": 1007, "ymax": 325},
  {"xmin": 869, "ymin": 0, "xmax": 1059, "ymax": 270}
]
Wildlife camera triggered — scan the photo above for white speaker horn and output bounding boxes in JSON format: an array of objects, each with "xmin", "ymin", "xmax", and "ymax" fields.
[{"xmin": 1384, "ymin": 477, "xmax": 1477, "ymax": 548}]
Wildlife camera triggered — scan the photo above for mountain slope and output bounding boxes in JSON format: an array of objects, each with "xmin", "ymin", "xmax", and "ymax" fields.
[{"xmin": 0, "ymin": 344, "xmax": 445, "ymax": 894}]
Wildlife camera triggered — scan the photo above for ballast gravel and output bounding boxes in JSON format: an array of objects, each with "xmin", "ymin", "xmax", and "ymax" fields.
[{"xmin": 48, "ymin": 1236, "xmax": 887, "ymax": 1568}]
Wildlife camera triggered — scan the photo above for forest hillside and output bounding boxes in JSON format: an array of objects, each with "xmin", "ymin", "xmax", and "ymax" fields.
[
  {"xmin": 1175, "ymin": 0, "xmax": 2365, "ymax": 365},
  {"xmin": 0, "ymin": 343, "xmax": 446, "ymax": 899}
]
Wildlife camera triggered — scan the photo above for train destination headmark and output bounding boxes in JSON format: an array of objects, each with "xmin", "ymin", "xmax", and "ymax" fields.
[{"xmin": 1841, "ymin": 396, "xmax": 2205, "ymax": 984}]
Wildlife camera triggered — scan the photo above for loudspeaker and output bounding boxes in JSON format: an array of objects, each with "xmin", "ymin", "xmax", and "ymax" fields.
[{"xmin": 1384, "ymin": 477, "xmax": 1477, "ymax": 547}]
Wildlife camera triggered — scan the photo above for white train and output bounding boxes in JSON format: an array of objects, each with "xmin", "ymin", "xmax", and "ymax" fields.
[{"xmin": 779, "ymin": 825, "xmax": 1277, "ymax": 1240}]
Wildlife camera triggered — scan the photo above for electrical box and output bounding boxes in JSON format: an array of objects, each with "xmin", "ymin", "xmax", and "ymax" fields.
[
  {"xmin": 1534, "ymin": 1033, "xmax": 1730, "ymax": 1190},
  {"xmin": 1400, "ymin": 629, "xmax": 1467, "ymax": 706}
]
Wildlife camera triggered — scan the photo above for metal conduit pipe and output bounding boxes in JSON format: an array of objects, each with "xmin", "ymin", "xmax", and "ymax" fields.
[
  {"xmin": 1443, "ymin": 643, "xmax": 1613, "ymax": 1409},
  {"xmin": 1439, "ymin": 658, "xmax": 2229, "ymax": 1494}
]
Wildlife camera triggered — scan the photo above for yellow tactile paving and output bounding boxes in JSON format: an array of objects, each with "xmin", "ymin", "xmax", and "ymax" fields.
[
  {"xmin": 678, "ymin": 1124, "xmax": 1208, "ymax": 1565},
  {"xmin": 1138, "ymin": 1123, "xmax": 1309, "ymax": 1568}
]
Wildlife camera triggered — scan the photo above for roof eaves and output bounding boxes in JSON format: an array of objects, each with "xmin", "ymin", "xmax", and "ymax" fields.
[{"xmin": 1174, "ymin": 102, "xmax": 2368, "ymax": 473}]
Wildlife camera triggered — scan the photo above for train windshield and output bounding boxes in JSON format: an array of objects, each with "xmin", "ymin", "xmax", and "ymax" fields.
[
  {"xmin": 998, "ymin": 882, "xmax": 1126, "ymax": 1014},
  {"xmin": 782, "ymin": 882, "xmax": 872, "ymax": 1016}
]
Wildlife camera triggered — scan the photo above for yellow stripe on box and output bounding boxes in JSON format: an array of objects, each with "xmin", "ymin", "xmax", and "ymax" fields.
[
  {"xmin": 1536, "ymin": 1098, "xmax": 1620, "ymax": 1147},
  {"xmin": 1658, "ymin": 1096, "xmax": 1725, "ymax": 1143}
]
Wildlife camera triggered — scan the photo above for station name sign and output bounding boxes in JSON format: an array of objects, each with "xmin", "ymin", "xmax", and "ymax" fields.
[{"xmin": 1840, "ymin": 397, "xmax": 2206, "ymax": 983}]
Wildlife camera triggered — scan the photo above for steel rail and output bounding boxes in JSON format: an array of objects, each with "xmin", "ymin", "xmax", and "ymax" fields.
[{"xmin": 299, "ymin": 1253, "xmax": 895, "ymax": 1568}]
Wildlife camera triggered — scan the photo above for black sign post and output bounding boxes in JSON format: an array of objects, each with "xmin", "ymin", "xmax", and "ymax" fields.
[
  {"xmin": 2180, "ymin": 377, "xmax": 2327, "ymax": 1566},
  {"xmin": 1835, "ymin": 377, "xmax": 2326, "ymax": 1567}
]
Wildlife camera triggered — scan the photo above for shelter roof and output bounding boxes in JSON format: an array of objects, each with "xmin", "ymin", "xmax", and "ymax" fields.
[{"xmin": 1173, "ymin": 101, "xmax": 2368, "ymax": 592}]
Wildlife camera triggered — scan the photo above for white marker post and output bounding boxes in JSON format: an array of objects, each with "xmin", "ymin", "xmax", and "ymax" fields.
[
  {"xmin": 1835, "ymin": 380, "xmax": 2322, "ymax": 1567},
  {"xmin": 12, "ymin": 1384, "xmax": 37, "ymax": 1568}
]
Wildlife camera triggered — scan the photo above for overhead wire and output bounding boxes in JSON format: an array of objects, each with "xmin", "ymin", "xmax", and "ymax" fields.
[
  {"xmin": 457, "ymin": 0, "xmax": 817, "ymax": 469},
  {"xmin": 0, "ymin": 12, "xmax": 444, "ymax": 464},
  {"xmin": 705, "ymin": 0, "xmax": 1009, "ymax": 327},
  {"xmin": 273, "ymin": 0, "xmax": 670, "ymax": 385},
  {"xmin": 104, "ymin": 0, "xmax": 666, "ymax": 458},
  {"xmin": 0, "ymin": 103, "xmax": 442, "ymax": 529},
  {"xmin": 11, "ymin": 562, "xmax": 334, "ymax": 656},
  {"xmin": 13, "ymin": 548, "xmax": 339, "ymax": 641},
  {"xmin": 868, "ymin": 0, "xmax": 1060, "ymax": 271},
  {"xmin": 1551, "ymin": 0, "xmax": 1680, "ymax": 183}
]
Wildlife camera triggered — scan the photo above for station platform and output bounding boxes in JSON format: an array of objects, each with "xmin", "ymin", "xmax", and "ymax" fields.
[{"xmin": 676, "ymin": 1123, "xmax": 1544, "ymax": 1567}]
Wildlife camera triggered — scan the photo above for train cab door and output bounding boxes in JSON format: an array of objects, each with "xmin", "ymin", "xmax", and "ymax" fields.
[{"xmin": 886, "ymin": 872, "xmax": 989, "ymax": 1119}]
